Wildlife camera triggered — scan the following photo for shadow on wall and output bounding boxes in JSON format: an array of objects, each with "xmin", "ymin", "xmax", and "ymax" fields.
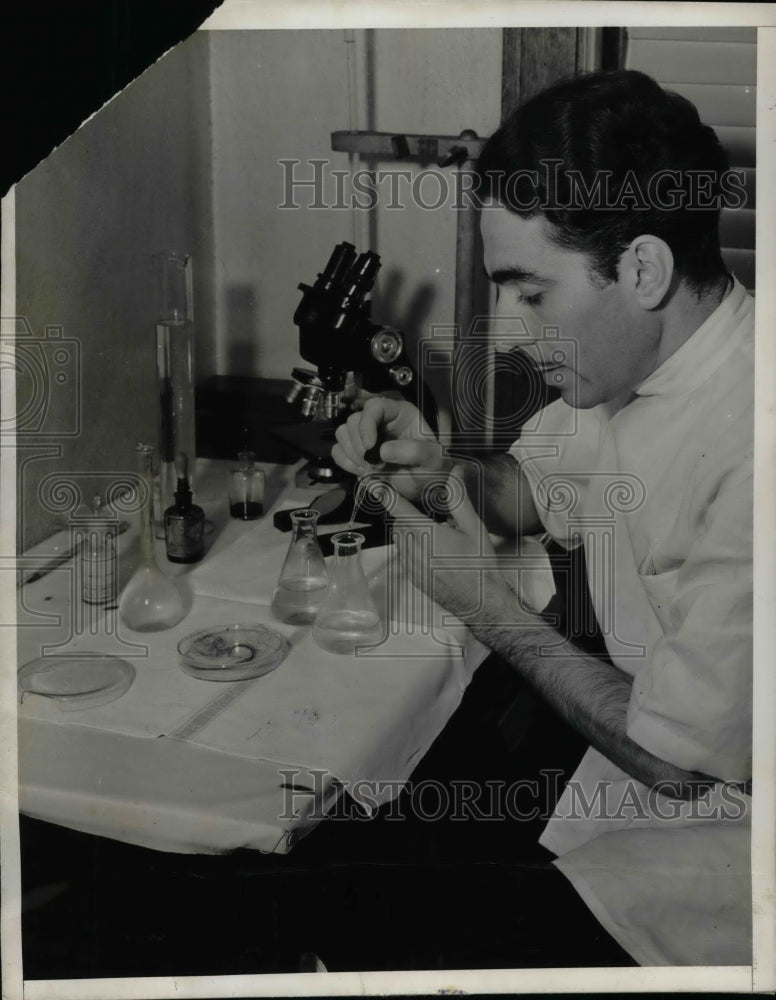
[
  {"xmin": 370, "ymin": 269, "xmax": 446, "ymax": 419},
  {"xmin": 225, "ymin": 284, "xmax": 259, "ymax": 374}
]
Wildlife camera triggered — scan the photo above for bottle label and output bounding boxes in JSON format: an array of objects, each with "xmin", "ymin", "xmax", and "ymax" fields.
[{"xmin": 165, "ymin": 513, "xmax": 204, "ymax": 560}]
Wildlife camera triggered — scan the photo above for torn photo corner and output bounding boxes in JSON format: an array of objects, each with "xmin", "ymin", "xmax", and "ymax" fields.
[{"xmin": 2, "ymin": 2, "xmax": 775, "ymax": 999}]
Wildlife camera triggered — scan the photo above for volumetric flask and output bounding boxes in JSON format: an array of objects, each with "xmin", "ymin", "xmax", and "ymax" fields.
[
  {"xmin": 312, "ymin": 531, "xmax": 383, "ymax": 655},
  {"xmin": 270, "ymin": 509, "xmax": 328, "ymax": 625},
  {"xmin": 119, "ymin": 443, "xmax": 186, "ymax": 632}
]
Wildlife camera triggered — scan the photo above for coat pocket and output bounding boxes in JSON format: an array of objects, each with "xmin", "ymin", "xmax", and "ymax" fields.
[{"xmin": 638, "ymin": 566, "xmax": 680, "ymax": 632}]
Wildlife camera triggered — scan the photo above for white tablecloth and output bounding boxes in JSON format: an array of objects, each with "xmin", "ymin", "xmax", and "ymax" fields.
[{"xmin": 17, "ymin": 468, "xmax": 479, "ymax": 852}]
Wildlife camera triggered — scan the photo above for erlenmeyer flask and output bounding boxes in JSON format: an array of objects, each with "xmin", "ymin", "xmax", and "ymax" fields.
[
  {"xmin": 270, "ymin": 509, "xmax": 328, "ymax": 625},
  {"xmin": 312, "ymin": 531, "xmax": 383, "ymax": 654},
  {"xmin": 119, "ymin": 444, "xmax": 186, "ymax": 632}
]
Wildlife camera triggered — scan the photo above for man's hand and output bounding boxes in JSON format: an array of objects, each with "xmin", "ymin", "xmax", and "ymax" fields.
[
  {"xmin": 369, "ymin": 467, "xmax": 544, "ymax": 627},
  {"xmin": 332, "ymin": 398, "xmax": 451, "ymax": 503}
]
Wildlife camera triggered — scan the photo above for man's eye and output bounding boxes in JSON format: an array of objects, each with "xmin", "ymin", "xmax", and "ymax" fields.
[{"xmin": 519, "ymin": 291, "xmax": 544, "ymax": 307}]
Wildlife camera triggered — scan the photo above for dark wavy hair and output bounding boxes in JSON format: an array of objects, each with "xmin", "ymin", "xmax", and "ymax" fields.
[{"xmin": 477, "ymin": 70, "xmax": 731, "ymax": 295}]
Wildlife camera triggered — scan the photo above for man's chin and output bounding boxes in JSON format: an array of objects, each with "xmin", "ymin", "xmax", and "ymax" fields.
[{"xmin": 557, "ymin": 382, "xmax": 601, "ymax": 409}]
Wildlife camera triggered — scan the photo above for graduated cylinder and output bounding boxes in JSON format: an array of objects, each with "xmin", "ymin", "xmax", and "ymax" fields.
[{"xmin": 155, "ymin": 251, "xmax": 196, "ymax": 517}]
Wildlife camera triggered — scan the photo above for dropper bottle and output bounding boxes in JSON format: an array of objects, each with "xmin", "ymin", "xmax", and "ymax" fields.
[{"xmin": 164, "ymin": 452, "xmax": 205, "ymax": 563}]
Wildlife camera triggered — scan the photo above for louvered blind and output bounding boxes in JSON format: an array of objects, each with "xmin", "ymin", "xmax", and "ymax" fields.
[{"xmin": 626, "ymin": 27, "xmax": 756, "ymax": 291}]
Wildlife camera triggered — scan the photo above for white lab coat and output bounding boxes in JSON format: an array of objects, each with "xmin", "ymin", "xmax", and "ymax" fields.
[{"xmin": 509, "ymin": 278, "xmax": 754, "ymax": 965}]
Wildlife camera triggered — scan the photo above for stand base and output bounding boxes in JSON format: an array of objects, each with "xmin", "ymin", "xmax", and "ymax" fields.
[{"xmin": 295, "ymin": 461, "xmax": 348, "ymax": 487}]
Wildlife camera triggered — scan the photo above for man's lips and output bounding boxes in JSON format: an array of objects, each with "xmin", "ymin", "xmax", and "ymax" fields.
[
  {"xmin": 505, "ymin": 347, "xmax": 572, "ymax": 376},
  {"xmin": 536, "ymin": 362, "xmax": 577, "ymax": 387},
  {"xmin": 534, "ymin": 362, "xmax": 567, "ymax": 375}
]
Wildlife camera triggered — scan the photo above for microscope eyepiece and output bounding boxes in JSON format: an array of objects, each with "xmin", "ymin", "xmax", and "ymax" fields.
[
  {"xmin": 348, "ymin": 252, "xmax": 381, "ymax": 296},
  {"xmin": 319, "ymin": 242, "xmax": 357, "ymax": 291}
]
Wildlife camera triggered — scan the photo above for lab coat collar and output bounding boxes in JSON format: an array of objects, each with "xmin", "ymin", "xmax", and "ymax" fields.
[{"xmin": 634, "ymin": 276, "xmax": 751, "ymax": 398}]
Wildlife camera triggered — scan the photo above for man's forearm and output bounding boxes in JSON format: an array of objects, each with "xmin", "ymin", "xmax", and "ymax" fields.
[
  {"xmin": 461, "ymin": 454, "xmax": 544, "ymax": 537},
  {"xmin": 467, "ymin": 578, "xmax": 715, "ymax": 798}
]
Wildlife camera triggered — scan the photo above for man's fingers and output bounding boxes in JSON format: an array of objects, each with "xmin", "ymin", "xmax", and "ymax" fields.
[
  {"xmin": 346, "ymin": 410, "xmax": 373, "ymax": 457},
  {"xmin": 332, "ymin": 423, "xmax": 365, "ymax": 473},
  {"xmin": 361, "ymin": 479, "xmax": 423, "ymax": 523},
  {"xmin": 332, "ymin": 411, "xmax": 377, "ymax": 473},
  {"xmin": 359, "ymin": 397, "xmax": 403, "ymax": 448},
  {"xmin": 446, "ymin": 464, "xmax": 485, "ymax": 530},
  {"xmin": 331, "ymin": 442, "xmax": 360, "ymax": 476},
  {"xmin": 380, "ymin": 438, "xmax": 437, "ymax": 468},
  {"xmin": 337, "ymin": 398, "xmax": 402, "ymax": 466}
]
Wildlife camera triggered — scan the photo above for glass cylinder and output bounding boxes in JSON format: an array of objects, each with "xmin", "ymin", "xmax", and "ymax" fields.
[
  {"xmin": 229, "ymin": 450, "xmax": 266, "ymax": 520},
  {"xmin": 119, "ymin": 443, "xmax": 186, "ymax": 632},
  {"xmin": 270, "ymin": 509, "xmax": 328, "ymax": 625},
  {"xmin": 80, "ymin": 495, "xmax": 117, "ymax": 606},
  {"xmin": 312, "ymin": 531, "xmax": 383, "ymax": 654},
  {"xmin": 155, "ymin": 251, "xmax": 196, "ymax": 517}
]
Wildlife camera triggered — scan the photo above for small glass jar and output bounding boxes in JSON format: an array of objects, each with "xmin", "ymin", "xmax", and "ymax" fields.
[
  {"xmin": 80, "ymin": 495, "xmax": 118, "ymax": 606},
  {"xmin": 229, "ymin": 451, "xmax": 265, "ymax": 520}
]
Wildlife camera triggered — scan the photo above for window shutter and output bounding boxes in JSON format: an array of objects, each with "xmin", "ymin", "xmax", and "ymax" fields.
[{"xmin": 626, "ymin": 27, "xmax": 756, "ymax": 291}]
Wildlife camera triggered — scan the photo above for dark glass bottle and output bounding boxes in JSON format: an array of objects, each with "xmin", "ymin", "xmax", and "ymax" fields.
[{"xmin": 164, "ymin": 452, "xmax": 205, "ymax": 564}]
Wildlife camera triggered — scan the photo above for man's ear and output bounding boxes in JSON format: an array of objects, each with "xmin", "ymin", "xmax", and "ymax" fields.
[{"xmin": 622, "ymin": 236, "xmax": 674, "ymax": 309}]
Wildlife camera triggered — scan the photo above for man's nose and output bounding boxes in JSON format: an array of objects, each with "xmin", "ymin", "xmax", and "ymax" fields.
[{"xmin": 491, "ymin": 297, "xmax": 542, "ymax": 351}]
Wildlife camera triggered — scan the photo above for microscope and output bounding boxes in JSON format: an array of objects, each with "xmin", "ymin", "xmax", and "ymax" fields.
[{"xmin": 276, "ymin": 241, "xmax": 436, "ymax": 484}]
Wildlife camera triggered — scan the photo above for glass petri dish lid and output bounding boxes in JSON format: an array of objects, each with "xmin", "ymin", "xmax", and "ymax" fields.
[
  {"xmin": 18, "ymin": 655, "xmax": 135, "ymax": 711},
  {"xmin": 177, "ymin": 623, "xmax": 291, "ymax": 682}
]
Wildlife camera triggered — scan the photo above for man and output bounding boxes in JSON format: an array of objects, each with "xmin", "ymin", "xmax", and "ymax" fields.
[{"xmin": 332, "ymin": 70, "xmax": 753, "ymax": 966}]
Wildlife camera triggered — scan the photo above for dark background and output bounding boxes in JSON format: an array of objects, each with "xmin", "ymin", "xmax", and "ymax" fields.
[{"xmin": 0, "ymin": 1, "xmax": 223, "ymax": 198}]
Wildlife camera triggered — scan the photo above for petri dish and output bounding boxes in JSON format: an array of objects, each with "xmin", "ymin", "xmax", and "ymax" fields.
[
  {"xmin": 18, "ymin": 655, "xmax": 135, "ymax": 711},
  {"xmin": 177, "ymin": 623, "xmax": 291, "ymax": 682}
]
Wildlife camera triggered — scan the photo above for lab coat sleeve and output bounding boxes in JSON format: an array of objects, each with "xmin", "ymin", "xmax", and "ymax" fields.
[{"xmin": 626, "ymin": 466, "xmax": 753, "ymax": 782}]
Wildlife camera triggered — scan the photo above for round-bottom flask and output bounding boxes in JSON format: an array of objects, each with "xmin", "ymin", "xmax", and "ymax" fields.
[
  {"xmin": 119, "ymin": 563, "xmax": 186, "ymax": 632},
  {"xmin": 271, "ymin": 509, "xmax": 328, "ymax": 625},
  {"xmin": 312, "ymin": 531, "xmax": 383, "ymax": 655}
]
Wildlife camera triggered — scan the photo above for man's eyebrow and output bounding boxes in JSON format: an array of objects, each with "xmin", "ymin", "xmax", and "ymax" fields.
[{"xmin": 484, "ymin": 266, "xmax": 552, "ymax": 285}]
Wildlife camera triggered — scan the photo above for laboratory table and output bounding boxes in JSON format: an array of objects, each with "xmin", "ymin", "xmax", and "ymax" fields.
[{"xmin": 16, "ymin": 460, "xmax": 481, "ymax": 856}]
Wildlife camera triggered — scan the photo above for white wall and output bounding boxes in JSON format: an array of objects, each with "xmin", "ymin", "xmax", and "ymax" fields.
[
  {"xmin": 15, "ymin": 33, "xmax": 214, "ymax": 549},
  {"xmin": 207, "ymin": 27, "xmax": 503, "ymax": 418},
  {"xmin": 208, "ymin": 30, "xmax": 354, "ymax": 377},
  {"xmin": 367, "ymin": 29, "xmax": 502, "ymax": 422}
]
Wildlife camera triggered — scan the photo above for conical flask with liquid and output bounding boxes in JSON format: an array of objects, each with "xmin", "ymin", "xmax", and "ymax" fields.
[
  {"xmin": 119, "ymin": 443, "xmax": 186, "ymax": 632},
  {"xmin": 270, "ymin": 509, "xmax": 328, "ymax": 625},
  {"xmin": 312, "ymin": 531, "xmax": 383, "ymax": 654}
]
